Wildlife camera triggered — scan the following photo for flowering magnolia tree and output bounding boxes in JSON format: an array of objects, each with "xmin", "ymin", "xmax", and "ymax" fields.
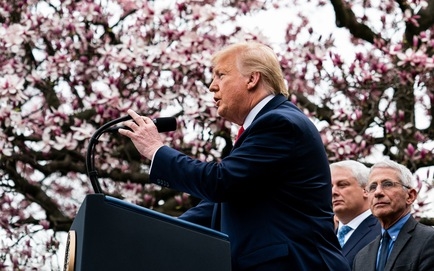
[{"xmin": 1, "ymin": 0, "xmax": 433, "ymax": 269}]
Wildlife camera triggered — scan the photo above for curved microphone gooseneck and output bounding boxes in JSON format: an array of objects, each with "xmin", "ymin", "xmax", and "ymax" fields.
[
  {"xmin": 85, "ymin": 115, "xmax": 177, "ymax": 194},
  {"xmin": 86, "ymin": 115, "xmax": 132, "ymax": 194}
]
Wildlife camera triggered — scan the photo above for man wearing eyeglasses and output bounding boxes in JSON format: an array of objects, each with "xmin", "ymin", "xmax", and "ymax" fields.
[{"xmin": 353, "ymin": 159, "xmax": 434, "ymax": 271}]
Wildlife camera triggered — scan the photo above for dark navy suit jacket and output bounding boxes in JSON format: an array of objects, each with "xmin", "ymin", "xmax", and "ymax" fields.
[
  {"xmin": 341, "ymin": 214, "xmax": 381, "ymax": 266},
  {"xmin": 150, "ymin": 95, "xmax": 350, "ymax": 271},
  {"xmin": 353, "ymin": 216, "xmax": 434, "ymax": 271}
]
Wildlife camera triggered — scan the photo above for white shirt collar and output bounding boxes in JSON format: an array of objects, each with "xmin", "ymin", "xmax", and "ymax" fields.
[
  {"xmin": 337, "ymin": 209, "xmax": 372, "ymax": 243},
  {"xmin": 242, "ymin": 95, "xmax": 275, "ymax": 129},
  {"xmin": 338, "ymin": 209, "xmax": 372, "ymax": 230}
]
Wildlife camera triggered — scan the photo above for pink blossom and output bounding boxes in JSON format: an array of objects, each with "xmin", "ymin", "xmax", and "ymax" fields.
[{"xmin": 0, "ymin": 74, "xmax": 27, "ymax": 102}]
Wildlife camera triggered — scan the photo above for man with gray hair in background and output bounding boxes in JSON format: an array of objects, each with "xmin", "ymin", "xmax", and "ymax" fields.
[
  {"xmin": 353, "ymin": 159, "xmax": 434, "ymax": 271},
  {"xmin": 330, "ymin": 160, "xmax": 381, "ymax": 266}
]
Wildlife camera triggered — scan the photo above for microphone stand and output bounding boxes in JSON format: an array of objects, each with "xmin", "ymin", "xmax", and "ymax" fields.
[{"xmin": 86, "ymin": 115, "xmax": 132, "ymax": 194}]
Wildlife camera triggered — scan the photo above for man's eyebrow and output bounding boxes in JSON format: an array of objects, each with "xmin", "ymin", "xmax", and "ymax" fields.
[
  {"xmin": 212, "ymin": 68, "xmax": 227, "ymax": 76},
  {"xmin": 379, "ymin": 179, "xmax": 395, "ymax": 182},
  {"xmin": 369, "ymin": 179, "xmax": 395, "ymax": 184}
]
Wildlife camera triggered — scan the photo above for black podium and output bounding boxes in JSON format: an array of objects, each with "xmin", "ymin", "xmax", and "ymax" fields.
[
  {"xmin": 64, "ymin": 116, "xmax": 231, "ymax": 270},
  {"xmin": 65, "ymin": 194, "xmax": 231, "ymax": 271}
]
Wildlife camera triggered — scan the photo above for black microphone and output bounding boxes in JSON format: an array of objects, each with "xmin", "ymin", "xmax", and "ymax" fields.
[{"xmin": 108, "ymin": 117, "xmax": 177, "ymax": 133}]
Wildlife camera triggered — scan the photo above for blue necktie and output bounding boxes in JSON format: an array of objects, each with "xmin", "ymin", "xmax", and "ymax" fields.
[
  {"xmin": 337, "ymin": 225, "xmax": 352, "ymax": 247},
  {"xmin": 377, "ymin": 231, "xmax": 391, "ymax": 271}
]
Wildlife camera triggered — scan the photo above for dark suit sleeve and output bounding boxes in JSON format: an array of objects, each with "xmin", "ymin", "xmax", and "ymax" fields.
[
  {"xmin": 178, "ymin": 200, "xmax": 214, "ymax": 228},
  {"xmin": 150, "ymin": 110, "xmax": 327, "ymax": 203}
]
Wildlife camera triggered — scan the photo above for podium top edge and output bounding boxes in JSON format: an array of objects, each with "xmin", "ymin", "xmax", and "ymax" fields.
[{"xmin": 88, "ymin": 194, "xmax": 229, "ymax": 241}]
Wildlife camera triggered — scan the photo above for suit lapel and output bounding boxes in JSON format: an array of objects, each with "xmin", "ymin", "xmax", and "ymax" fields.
[
  {"xmin": 343, "ymin": 215, "xmax": 376, "ymax": 255},
  {"xmin": 384, "ymin": 217, "xmax": 417, "ymax": 270},
  {"xmin": 343, "ymin": 223, "xmax": 369, "ymax": 254},
  {"xmin": 366, "ymin": 237, "xmax": 381, "ymax": 270}
]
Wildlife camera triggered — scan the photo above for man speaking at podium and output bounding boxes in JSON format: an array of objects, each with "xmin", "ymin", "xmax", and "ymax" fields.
[{"xmin": 119, "ymin": 41, "xmax": 349, "ymax": 271}]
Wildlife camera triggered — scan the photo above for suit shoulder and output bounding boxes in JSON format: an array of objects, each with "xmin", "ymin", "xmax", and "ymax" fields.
[
  {"xmin": 415, "ymin": 221, "xmax": 434, "ymax": 235},
  {"xmin": 363, "ymin": 214, "xmax": 380, "ymax": 225}
]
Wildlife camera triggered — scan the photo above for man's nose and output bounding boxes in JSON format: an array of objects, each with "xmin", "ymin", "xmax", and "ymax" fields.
[
  {"xmin": 331, "ymin": 185, "xmax": 339, "ymax": 194},
  {"xmin": 373, "ymin": 186, "xmax": 385, "ymax": 197},
  {"xmin": 209, "ymin": 78, "xmax": 218, "ymax": 92}
]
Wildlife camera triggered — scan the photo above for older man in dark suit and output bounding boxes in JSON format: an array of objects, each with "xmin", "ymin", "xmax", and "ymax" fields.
[
  {"xmin": 120, "ymin": 41, "xmax": 350, "ymax": 271},
  {"xmin": 353, "ymin": 159, "xmax": 434, "ymax": 271},
  {"xmin": 330, "ymin": 160, "xmax": 381, "ymax": 266}
]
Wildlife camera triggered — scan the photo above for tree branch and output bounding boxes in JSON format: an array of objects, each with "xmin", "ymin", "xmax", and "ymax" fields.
[{"xmin": 329, "ymin": 0, "xmax": 380, "ymax": 44}]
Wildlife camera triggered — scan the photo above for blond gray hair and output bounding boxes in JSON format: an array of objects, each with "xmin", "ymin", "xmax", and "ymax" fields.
[
  {"xmin": 330, "ymin": 160, "xmax": 370, "ymax": 187},
  {"xmin": 211, "ymin": 41, "xmax": 288, "ymax": 97}
]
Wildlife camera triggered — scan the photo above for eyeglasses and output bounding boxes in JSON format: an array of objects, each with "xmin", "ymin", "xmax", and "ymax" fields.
[{"xmin": 366, "ymin": 180, "xmax": 411, "ymax": 193}]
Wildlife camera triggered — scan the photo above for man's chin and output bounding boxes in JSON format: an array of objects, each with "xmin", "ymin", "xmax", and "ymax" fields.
[{"xmin": 332, "ymin": 206, "xmax": 346, "ymax": 214}]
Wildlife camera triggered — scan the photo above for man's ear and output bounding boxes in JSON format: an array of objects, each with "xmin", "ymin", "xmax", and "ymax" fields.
[
  {"xmin": 247, "ymin": 72, "xmax": 260, "ymax": 90},
  {"xmin": 406, "ymin": 188, "xmax": 418, "ymax": 205},
  {"xmin": 362, "ymin": 186, "xmax": 369, "ymax": 198}
]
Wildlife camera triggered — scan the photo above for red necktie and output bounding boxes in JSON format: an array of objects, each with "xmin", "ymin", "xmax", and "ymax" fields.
[{"xmin": 235, "ymin": 126, "xmax": 244, "ymax": 142}]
